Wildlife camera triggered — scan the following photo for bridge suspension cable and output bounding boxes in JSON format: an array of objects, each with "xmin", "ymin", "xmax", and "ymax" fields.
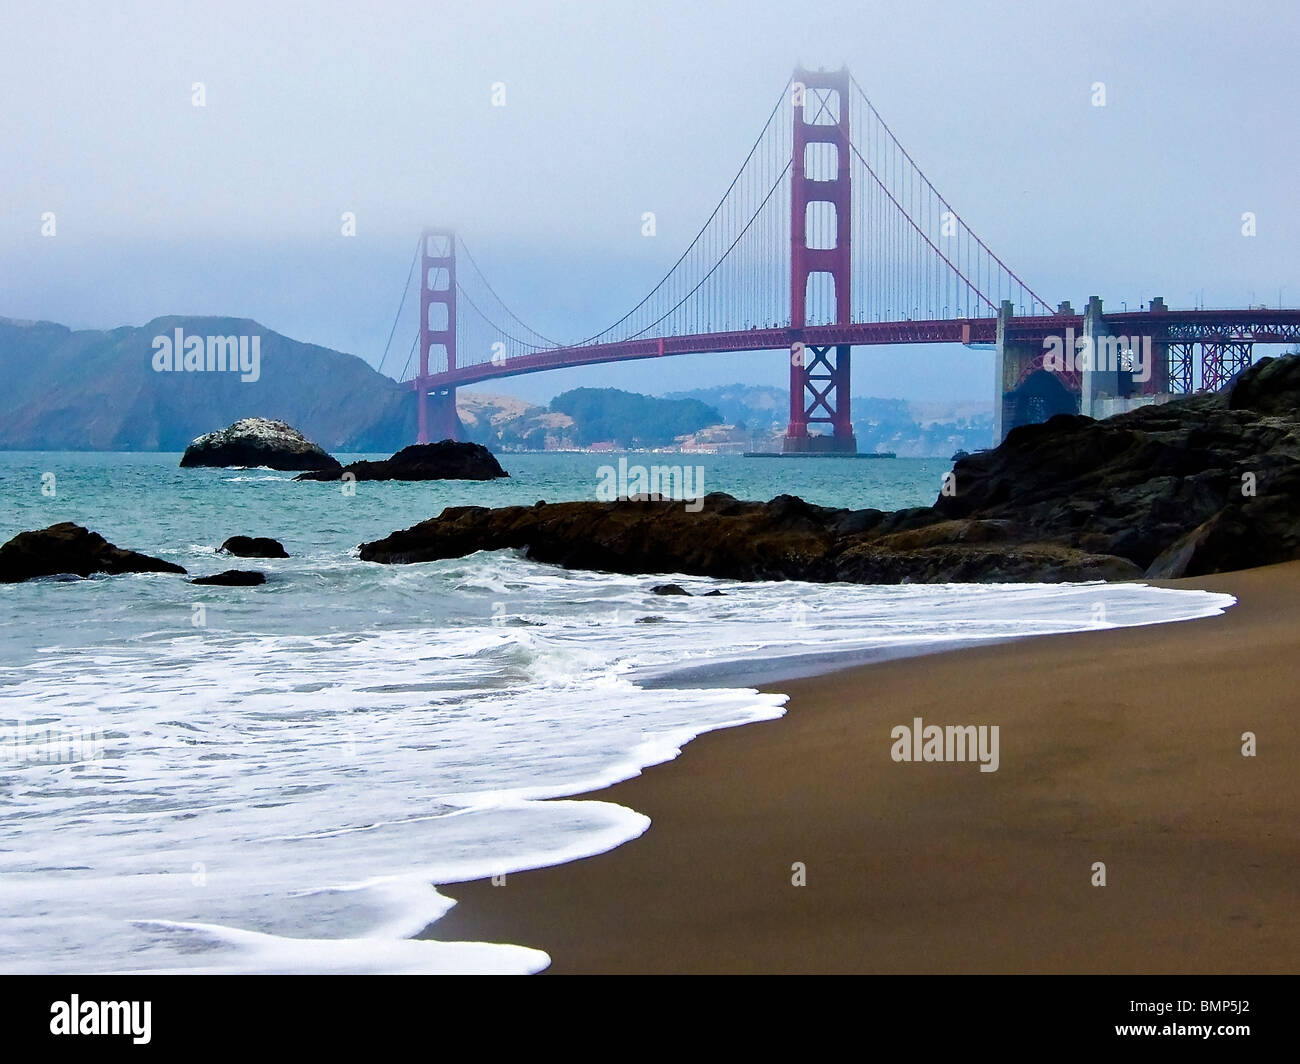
[
  {"xmin": 571, "ymin": 79, "xmax": 794, "ymax": 346},
  {"xmin": 376, "ymin": 236, "xmax": 420, "ymax": 377},
  {"xmin": 456, "ymin": 236, "xmax": 562, "ymax": 348},
  {"xmin": 397, "ymin": 330, "xmax": 418, "ymax": 383},
  {"xmin": 846, "ymin": 74, "xmax": 1053, "ymax": 319}
]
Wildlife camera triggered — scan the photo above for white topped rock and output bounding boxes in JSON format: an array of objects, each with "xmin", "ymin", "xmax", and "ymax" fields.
[{"xmin": 180, "ymin": 417, "xmax": 342, "ymax": 472}]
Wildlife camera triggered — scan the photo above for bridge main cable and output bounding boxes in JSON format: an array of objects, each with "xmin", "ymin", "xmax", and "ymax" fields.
[
  {"xmin": 847, "ymin": 74, "xmax": 1053, "ymax": 315},
  {"xmin": 569, "ymin": 78, "xmax": 794, "ymax": 347}
]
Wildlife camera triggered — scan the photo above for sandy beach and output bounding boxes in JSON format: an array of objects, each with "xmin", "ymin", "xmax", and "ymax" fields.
[{"xmin": 426, "ymin": 562, "xmax": 1300, "ymax": 973}]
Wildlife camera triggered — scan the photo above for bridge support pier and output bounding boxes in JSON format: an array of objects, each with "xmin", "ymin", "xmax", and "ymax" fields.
[
  {"xmin": 1080, "ymin": 295, "xmax": 1118, "ymax": 419},
  {"xmin": 994, "ymin": 300, "xmax": 1064, "ymax": 443},
  {"xmin": 785, "ymin": 342, "xmax": 857, "ymax": 452},
  {"xmin": 417, "ymin": 385, "xmax": 463, "ymax": 444},
  {"xmin": 1201, "ymin": 341, "xmax": 1254, "ymax": 391}
]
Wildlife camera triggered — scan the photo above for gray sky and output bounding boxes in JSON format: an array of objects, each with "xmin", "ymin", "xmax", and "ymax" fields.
[{"xmin": 2, "ymin": 0, "xmax": 1296, "ymax": 405}]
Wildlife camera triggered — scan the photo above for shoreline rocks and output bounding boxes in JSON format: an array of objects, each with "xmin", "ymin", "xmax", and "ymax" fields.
[
  {"xmin": 295, "ymin": 441, "xmax": 508, "ymax": 482},
  {"xmin": 0, "ymin": 523, "xmax": 187, "ymax": 583},
  {"xmin": 181, "ymin": 418, "xmax": 341, "ymax": 473},
  {"xmin": 359, "ymin": 493, "xmax": 1143, "ymax": 584},
  {"xmin": 358, "ymin": 355, "xmax": 1300, "ymax": 585}
]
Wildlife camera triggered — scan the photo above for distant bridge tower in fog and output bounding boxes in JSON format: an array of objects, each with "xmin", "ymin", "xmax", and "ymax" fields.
[
  {"xmin": 417, "ymin": 228, "xmax": 460, "ymax": 444},
  {"xmin": 398, "ymin": 68, "xmax": 1300, "ymax": 449}
]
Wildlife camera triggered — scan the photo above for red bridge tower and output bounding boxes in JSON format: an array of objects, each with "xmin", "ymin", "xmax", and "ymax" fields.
[
  {"xmin": 416, "ymin": 227, "xmax": 462, "ymax": 443},
  {"xmin": 785, "ymin": 66, "xmax": 856, "ymax": 453}
]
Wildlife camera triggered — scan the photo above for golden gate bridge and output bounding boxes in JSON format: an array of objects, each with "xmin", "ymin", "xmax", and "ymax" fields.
[{"xmin": 378, "ymin": 68, "xmax": 1300, "ymax": 450}]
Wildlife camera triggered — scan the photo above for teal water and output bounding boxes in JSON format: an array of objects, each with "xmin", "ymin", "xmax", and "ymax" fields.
[{"xmin": 0, "ymin": 451, "xmax": 949, "ymax": 560}]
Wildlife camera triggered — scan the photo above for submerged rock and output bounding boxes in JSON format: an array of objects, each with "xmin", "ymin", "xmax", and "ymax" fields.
[
  {"xmin": 219, "ymin": 535, "xmax": 288, "ymax": 558},
  {"xmin": 0, "ymin": 523, "xmax": 187, "ymax": 583},
  {"xmin": 191, "ymin": 569, "xmax": 266, "ymax": 586},
  {"xmin": 294, "ymin": 440, "xmax": 508, "ymax": 482},
  {"xmin": 651, "ymin": 583, "xmax": 691, "ymax": 596},
  {"xmin": 357, "ymin": 355, "xmax": 1300, "ymax": 585},
  {"xmin": 181, "ymin": 418, "xmax": 341, "ymax": 473}
]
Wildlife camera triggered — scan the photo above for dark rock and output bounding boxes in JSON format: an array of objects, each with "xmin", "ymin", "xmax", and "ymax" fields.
[
  {"xmin": 181, "ymin": 418, "xmax": 342, "ymax": 473},
  {"xmin": 357, "ymin": 355, "xmax": 1300, "ymax": 584},
  {"xmin": 191, "ymin": 569, "xmax": 266, "ymax": 586},
  {"xmin": 1226, "ymin": 355, "xmax": 1300, "ymax": 416},
  {"xmin": 931, "ymin": 391, "xmax": 1300, "ymax": 570},
  {"xmin": 295, "ymin": 440, "xmax": 508, "ymax": 482},
  {"xmin": 219, "ymin": 535, "xmax": 288, "ymax": 558},
  {"xmin": 652, "ymin": 583, "xmax": 691, "ymax": 595},
  {"xmin": 0, "ymin": 523, "xmax": 187, "ymax": 583},
  {"xmin": 703, "ymin": 590, "xmax": 726, "ymax": 596}
]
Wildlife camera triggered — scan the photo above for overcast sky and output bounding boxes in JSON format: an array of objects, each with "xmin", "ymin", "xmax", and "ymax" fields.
[{"xmin": 2, "ymin": 0, "xmax": 1296, "ymax": 404}]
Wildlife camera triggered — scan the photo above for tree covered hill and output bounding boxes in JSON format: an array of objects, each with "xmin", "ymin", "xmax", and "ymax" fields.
[{"xmin": 547, "ymin": 388, "xmax": 723, "ymax": 447}]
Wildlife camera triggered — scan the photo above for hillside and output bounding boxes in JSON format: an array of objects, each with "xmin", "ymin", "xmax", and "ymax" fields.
[
  {"xmin": 0, "ymin": 315, "xmax": 990, "ymax": 456},
  {"xmin": 0, "ymin": 316, "xmax": 414, "ymax": 451},
  {"xmin": 547, "ymin": 388, "xmax": 723, "ymax": 448},
  {"xmin": 457, "ymin": 392, "xmax": 575, "ymax": 451}
]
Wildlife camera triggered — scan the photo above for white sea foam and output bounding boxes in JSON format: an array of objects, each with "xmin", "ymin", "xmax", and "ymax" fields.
[
  {"xmin": 0, "ymin": 551, "xmax": 1235, "ymax": 974},
  {"xmin": 221, "ymin": 474, "xmax": 294, "ymax": 482}
]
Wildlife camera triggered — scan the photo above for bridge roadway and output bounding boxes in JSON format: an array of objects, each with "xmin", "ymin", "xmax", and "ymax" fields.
[{"xmin": 418, "ymin": 307, "xmax": 1300, "ymax": 392}]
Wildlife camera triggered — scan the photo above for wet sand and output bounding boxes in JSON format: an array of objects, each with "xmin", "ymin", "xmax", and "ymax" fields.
[{"xmin": 426, "ymin": 562, "xmax": 1300, "ymax": 973}]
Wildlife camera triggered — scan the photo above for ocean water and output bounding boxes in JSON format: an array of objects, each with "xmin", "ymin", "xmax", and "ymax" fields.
[{"xmin": 0, "ymin": 452, "xmax": 1235, "ymax": 973}]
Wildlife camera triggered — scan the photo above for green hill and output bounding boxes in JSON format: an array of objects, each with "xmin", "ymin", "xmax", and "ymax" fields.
[{"xmin": 548, "ymin": 387, "xmax": 723, "ymax": 448}]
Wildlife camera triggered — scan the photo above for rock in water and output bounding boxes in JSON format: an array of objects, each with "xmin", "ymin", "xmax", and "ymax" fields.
[
  {"xmin": 0, "ymin": 523, "xmax": 187, "ymax": 583},
  {"xmin": 295, "ymin": 440, "xmax": 508, "ymax": 482},
  {"xmin": 651, "ymin": 583, "xmax": 691, "ymax": 595},
  {"xmin": 191, "ymin": 569, "xmax": 266, "ymax": 586},
  {"xmin": 219, "ymin": 535, "xmax": 288, "ymax": 558},
  {"xmin": 180, "ymin": 418, "xmax": 342, "ymax": 473}
]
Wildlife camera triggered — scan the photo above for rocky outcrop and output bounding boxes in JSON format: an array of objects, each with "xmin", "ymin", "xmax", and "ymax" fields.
[
  {"xmin": 358, "ymin": 355, "xmax": 1300, "ymax": 584},
  {"xmin": 295, "ymin": 441, "xmax": 508, "ymax": 482},
  {"xmin": 1226, "ymin": 353, "xmax": 1300, "ymax": 417},
  {"xmin": 181, "ymin": 418, "xmax": 341, "ymax": 472},
  {"xmin": 219, "ymin": 535, "xmax": 288, "ymax": 558},
  {"xmin": 0, "ymin": 523, "xmax": 187, "ymax": 583},
  {"xmin": 934, "ymin": 363, "xmax": 1300, "ymax": 578},
  {"xmin": 191, "ymin": 570, "xmax": 266, "ymax": 586},
  {"xmin": 359, "ymin": 493, "xmax": 1141, "ymax": 584}
]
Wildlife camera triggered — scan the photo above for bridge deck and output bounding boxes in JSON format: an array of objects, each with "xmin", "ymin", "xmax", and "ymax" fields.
[{"xmin": 418, "ymin": 308, "xmax": 1300, "ymax": 391}]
